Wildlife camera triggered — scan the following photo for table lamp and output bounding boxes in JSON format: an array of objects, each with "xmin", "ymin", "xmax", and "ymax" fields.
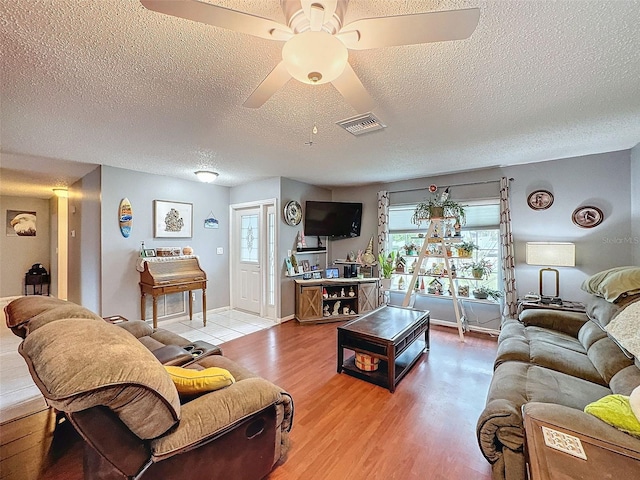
[{"xmin": 525, "ymin": 242, "xmax": 575, "ymax": 298}]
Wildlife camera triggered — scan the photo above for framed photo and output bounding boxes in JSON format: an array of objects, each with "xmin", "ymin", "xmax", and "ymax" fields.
[
  {"xmin": 154, "ymin": 200, "xmax": 193, "ymax": 238},
  {"xmin": 6, "ymin": 210, "xmax": 36, "ymax": 236},
  {"xmin": 144, "ymin": 248, "xmax": 156, "ymax": 257},
  {"xmin": 325, "ymin": 267, "xmax": 339, "ymax": 279},
  {"xmin": 300, "ymin": 260, "xmax": 311, "ymax": 272},
  {"xmin": 285, "ymin": 257, "xmax": 294, "ymax": 276},
  {"xmin": 312, "ymin": 271, "xmax": 322, "ymax": 279}
]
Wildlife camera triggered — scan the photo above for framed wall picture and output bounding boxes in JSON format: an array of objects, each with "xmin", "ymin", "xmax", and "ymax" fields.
[
  {"xmin": 527, "ymin": 190, "xmax": 554, "ymax": 210},
  {"xmin": 6, "ymin": 210, "xmax": 36, "ymax": 236},
  {"xmin": 154, "ymin": 200, "xmax": 193, "ymax": 238},
  {"xmin": 144, "ymin": 248, "xmax": 157, "ymax": 257}
]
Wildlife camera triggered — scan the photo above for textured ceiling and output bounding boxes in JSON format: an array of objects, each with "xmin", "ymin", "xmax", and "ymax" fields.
[{"xmin": 1, "ymin": 0, "xmax": 639, "ymax": 198}]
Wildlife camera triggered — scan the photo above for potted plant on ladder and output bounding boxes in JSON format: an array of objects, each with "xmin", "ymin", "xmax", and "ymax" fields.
[{"xmin": 411, "ymin": 192, "xmax": 466, "ymax": 225}]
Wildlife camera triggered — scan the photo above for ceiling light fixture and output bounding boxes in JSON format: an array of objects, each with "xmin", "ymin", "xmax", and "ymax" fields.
[
  {"xmin": 282, "ymin": 31, "xmax": 348, "ymax": 85},
  {"xmin": 52, "ymin": 188, "xmax": 68, "ymax": 198},
  {"xmin": 195, "ymin": 171, "xmax": 219, "ymax": 183}
]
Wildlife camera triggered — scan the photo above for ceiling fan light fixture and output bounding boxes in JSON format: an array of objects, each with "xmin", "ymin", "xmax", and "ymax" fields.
[
  {"xmin": 282, "ymin": 31, "xmax": 347, "ymax": 85},
  {"xmin": 195, "ymin": 170, "xmax": 219, "ymax": 183}
]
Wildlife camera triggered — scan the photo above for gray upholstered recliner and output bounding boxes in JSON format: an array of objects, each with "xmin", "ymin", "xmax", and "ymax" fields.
[{"xmin": 6, "ymin": 297, "xmax": 293, "ymax": 480}]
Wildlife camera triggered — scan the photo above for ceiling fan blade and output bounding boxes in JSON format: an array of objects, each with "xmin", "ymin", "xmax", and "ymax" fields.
[
  {"xmin": 243, "ymin": 61, "xmax": 292, "ymax": 108},
  {"xmin": 331, "ymin": 63, "xmax": 375, "ymax": 113},
  {"xmin": 339, "ymin": 7, "xmax": 480, "ymax": 50},
  {"xmin": 140, "ymin": 0, "xmax": 292, "ymax": 41}
]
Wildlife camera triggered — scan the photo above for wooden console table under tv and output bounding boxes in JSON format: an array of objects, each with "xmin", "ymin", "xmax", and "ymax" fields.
[
  {"xmin": 337, "ymin": 305, "xmax": 430, "ymax": 393},
  {"xmin": 294, "ymin": 277, "xmax": 379, "ymax": 324}
]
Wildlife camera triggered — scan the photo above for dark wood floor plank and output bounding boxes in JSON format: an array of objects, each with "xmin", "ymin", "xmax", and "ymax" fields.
[{"xmin": 0, "ymin": 321, "xmax": 496, "ymax": 480}]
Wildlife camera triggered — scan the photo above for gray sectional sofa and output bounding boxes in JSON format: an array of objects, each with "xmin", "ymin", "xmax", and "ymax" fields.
[{"xmin": 477, "ymin": 267, "xmax": 640, "ymax": 480}]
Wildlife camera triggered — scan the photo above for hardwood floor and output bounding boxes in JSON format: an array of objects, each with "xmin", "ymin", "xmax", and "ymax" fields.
[{"xmin": 0, "ymin": 321, "xmax": 497, "ymax": 480}]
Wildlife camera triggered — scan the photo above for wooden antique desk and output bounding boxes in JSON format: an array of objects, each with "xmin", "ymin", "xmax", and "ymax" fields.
[{"xmin": 139, "ymin": 257, "xmax": 207, "ymax": 328}]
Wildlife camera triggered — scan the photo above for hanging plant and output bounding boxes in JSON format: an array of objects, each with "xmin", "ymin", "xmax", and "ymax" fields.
[{"xmin": 412, "ymin": 193, "xmax": 466, "ymax": 225}]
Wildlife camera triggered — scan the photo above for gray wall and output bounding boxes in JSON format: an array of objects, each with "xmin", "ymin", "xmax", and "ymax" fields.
[
  {"xmin": 331, "ymin": 150, "xmax": 634, "ymax": 330},
  {"xmin": 503, "ymin": 150, "xmax": 632, "ymax": 301},
  {"xmin": 280, "ymin": 178, "xmax": 331, "ymax": 319},
  {"xmin": 100, "ymin": 166, "xmax": 230, "ymax": 321},
  {"xmin": 0, "ymin": 195, "xmax": 51, "ymax": 296},
  {"xmin": 68, "ymin": 167, "xmax": 102, "ymax": 312},
  {"xmin": 631, "ymin": 143, "xmax": 640, "ymax": 265}
]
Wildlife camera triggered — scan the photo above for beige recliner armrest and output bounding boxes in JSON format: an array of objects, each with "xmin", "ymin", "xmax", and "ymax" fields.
[{"xmin": 151, "ymin": 377, "xmax": 290, "ymax": 460}]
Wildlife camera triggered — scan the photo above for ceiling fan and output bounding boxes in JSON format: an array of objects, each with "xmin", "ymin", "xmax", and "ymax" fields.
[{"xmin": 140, "ymin": 0, "xmax": 480, "ymax": 112}]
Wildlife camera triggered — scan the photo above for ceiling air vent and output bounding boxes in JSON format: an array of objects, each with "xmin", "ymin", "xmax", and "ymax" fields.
[{"xmin": 336, "ymin": 113, "xmax": 386, "ymax": 136}]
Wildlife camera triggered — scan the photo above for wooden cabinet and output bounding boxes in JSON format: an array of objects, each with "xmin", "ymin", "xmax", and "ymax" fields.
[{"xmin": 294, "ymin": 278, "xmax": 379, "ymax": 324}]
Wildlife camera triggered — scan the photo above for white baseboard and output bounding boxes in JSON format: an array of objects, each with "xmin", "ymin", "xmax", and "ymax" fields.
[
  {"xmin": 430, "ymin": 318, "xmax": 500, "ymax": 336},
  {"xmin": 278, "ymin": 314, "xmax": 295, "ymax": 323}
]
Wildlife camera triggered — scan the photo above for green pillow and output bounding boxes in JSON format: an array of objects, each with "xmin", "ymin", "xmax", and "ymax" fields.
[
  {"xmin": 164, "ymin": 366, "xmax": 235, "ymax": 395},
  {"xmin": 581, "ymin": 266, "xmax": 640, "ymax": 303},
  {"xmin": 584, "ymin": 394, "xmax": 640, "ymax": 438}
]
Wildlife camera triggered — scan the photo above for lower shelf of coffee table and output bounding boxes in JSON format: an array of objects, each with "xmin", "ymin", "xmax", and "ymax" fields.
[{"xmin": 341, "ymin": 340, "xmax": 427, "ymax": 390}]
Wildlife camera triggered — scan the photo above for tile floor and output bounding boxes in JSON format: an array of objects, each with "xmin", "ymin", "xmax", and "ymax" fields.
[
  {"xmin": 0, "ymin": 299, "xmax": 277, "ymax": 423},
  {"xmin": 156, "ymin": 308, "xmax": 278, "ymax": 345}
]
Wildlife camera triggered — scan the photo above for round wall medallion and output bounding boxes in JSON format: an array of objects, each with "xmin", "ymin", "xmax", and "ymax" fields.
[
  {"xmin": 572, "ymin": 206, "xmax": 604, "ymax": 228},
  {"xmin": 283, "ymin": 200, "xmax": 302, "ymax": 226},
  {"xmin": 527, "ymin": 190, "xmax": 554, "ymax": 210}
]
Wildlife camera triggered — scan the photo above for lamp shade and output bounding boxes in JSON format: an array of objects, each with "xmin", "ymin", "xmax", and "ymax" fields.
[
  {"xmin": 282, "ymin": 31, "xmax": 348, "ymax": 85},
  {"xmin": 526, "ymin": 242, "xmax": 575, "ymax": 267}
]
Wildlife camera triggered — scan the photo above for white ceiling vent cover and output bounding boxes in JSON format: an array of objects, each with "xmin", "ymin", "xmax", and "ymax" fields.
[{"xmin": 336, "ymin": 113, "xmax": 386, "ymax": 136}]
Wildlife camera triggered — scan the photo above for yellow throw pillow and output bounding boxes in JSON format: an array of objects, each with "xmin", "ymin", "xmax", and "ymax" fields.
[
  {"xmin": 164, "ymin": 366, "xmax": 235, "ymax": 395},
  {"xmin": 584, "ymin": 394, "xmax": 640, "ymax": 438}
]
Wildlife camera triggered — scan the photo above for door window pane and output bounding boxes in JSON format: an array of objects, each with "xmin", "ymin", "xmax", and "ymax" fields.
[{"xmin": 241, "ymin": 214, "xmax": 259, "ymax": 263}]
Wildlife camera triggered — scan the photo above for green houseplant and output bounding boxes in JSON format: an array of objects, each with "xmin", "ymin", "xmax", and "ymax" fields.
[
  {"xmin": 472, "ymin": 286, "xmax": 503, "ymax": 301},
  {"xmin": 456, "ymin": 240, "xmax": 478, "ymax": 258},
  {"xmin": 463, "ymin": 258, "xmax": 493, "ymax": 279},
  {"xmin": 378, "ymin": 251, "xmax": 396, "ymax": 289},
  {"xmin": 412, "ymin": 193, "xmax": 466, "ymax": 225}
]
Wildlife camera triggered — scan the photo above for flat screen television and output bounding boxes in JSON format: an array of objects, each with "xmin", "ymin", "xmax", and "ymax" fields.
[{"xmin": 304, "ymin": 201, "xmax": 362, "ymax": 238}]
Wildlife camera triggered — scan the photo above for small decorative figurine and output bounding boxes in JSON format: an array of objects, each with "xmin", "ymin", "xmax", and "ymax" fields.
[
  {"xmin": 333, "ymin": 301, "xmax": 341, "ymax": 315},
  {"xmin": 445, "ymin": 223, "xmax": 453, "ymax": 237},
  {"xmin": 323, "ymin": 305, "xmax": 330, "ymax": 316},
  {"xmin": 398, "ymin": 276, "xmax": 405, "ymax": 290},
  {"xmin": 323, "ymin": 287, "xmax": 328, "ymax": 299},
  {"xmin": 340, "ymin": 288, "xmax": 345, "ymax": 297},
  {"xmin": 343, "ymin": 306, "xmax": 350, "ymax": 315},
  {"xmin": 454, "ymin": 220, "xmax": 461, "ymax": 236},
  {"xmin": 348, "ymin": 286, "xmax": 355, "ymax": 297}
]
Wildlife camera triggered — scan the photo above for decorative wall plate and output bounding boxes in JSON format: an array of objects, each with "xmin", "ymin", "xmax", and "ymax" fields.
[
  {"xmin": 527, "ymin": 190, "xmax": 554, "ymax": 210},
  {"xmin": 572, "ymin": 206, "xmax": 604, "ymax": 228},
  {"xmin": 283, "ymin": 200, "xmax": 302, "ymax": 226}
]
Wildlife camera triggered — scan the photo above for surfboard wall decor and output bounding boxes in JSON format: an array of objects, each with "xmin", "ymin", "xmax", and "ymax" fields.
[{"xmin": 119, "ymin": 198, "xmax": 133, "ymax": 238}]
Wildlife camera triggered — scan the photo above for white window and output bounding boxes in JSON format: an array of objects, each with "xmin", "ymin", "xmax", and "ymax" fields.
[{"xmin": 388, "ymin": 200, "xmax": 501, "ymax": 292}]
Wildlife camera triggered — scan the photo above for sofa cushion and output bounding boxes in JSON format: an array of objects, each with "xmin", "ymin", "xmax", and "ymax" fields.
[
  {"xmin": 584, "ymin": 394, "xmax": 640, "ymax": 438},
  {"xmin": 164, "ymin": 366, "xmax": 235, "ymax": 395},
  {"xmin": 587, "ymin": 337, "xmax": 634, "ymax": 384},
  {"xmin": 4, "ymin": 296, "xmax": 102, "ymax": 338},
  {"xmin": 495, "ymin": 319, "xmax": 605, "ymax": 384},
  {"xmin": 605, "ymin": 300, "xmax": 640, "ymax": 358},
  {"xmin": 610, "ymin": 365, "xmax": 640, "ymax": 396},
  {"xmin": 581, "ymin": 266, "xmax": 640, "ymax": 303},
  {"xmin": 20, "ymin": 318, "xmax": 180, "ymax": 439}
]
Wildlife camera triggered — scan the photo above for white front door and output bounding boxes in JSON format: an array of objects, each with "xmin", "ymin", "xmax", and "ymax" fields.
[{"xmin": 232, "ymin": 206, "xmax": 262, "ymax": 314}]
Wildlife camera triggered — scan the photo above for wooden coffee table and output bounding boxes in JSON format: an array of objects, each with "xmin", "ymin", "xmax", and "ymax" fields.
[{"xmin": 337, "ymin": 305, "xmax": 430, "ymax": 392}]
